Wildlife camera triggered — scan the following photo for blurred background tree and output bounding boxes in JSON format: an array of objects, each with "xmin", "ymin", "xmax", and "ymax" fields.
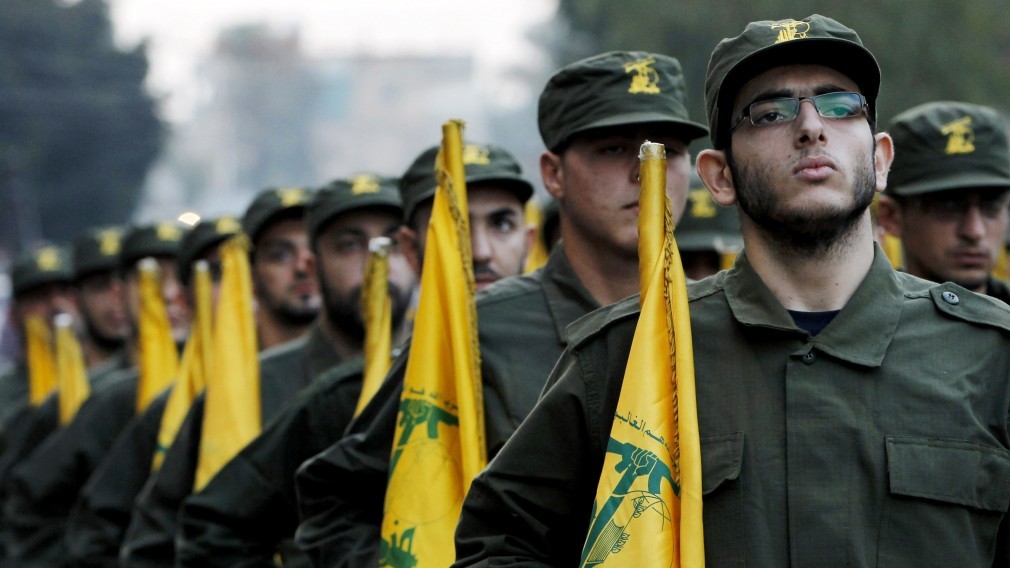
[
  {"xmin": 554, "ymin": 0, "xmax": 1010, "ymax": 152},
  {"xmin": 0, "ymin": 0, "xmax": 161, "ymax": 252}
]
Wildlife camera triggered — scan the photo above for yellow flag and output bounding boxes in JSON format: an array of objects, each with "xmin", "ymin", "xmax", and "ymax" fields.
[
  {"xmin": 136, "ymin": 258, "xmax": 180, "ymax": 412},
  {"xmin": 523, "ymin": 200, "xmax": 549, "ymax": 273},
  {"xmin": 354, "ymin": 237, "xmax": 394, "ymax": 417},
  {"xmin": 581, "ymin": 142, "xmax": 704, "ymax": 567},
  {"xmin": 25, "ymin": 316, "xmax": 58, "ymax": 406},
  {"xmin": 152, "ymin": 261, "xmax": 213, "ymax": 471},
  {"xmin": 194, "ymin": 236, "xmax": 260, "ymax": 491},
  {"xmin": 994, "ymin": 246, "xmax": 1009, "ymax": 281},
  {"xmin": 882, "ymin": 233, "xmax": 903, "ymax": 270},
  {"xmin": 380, "ymin": 120, "xmax": 485, "ymax": 567},
  {"xmin": 54, "ymin": 314, "xmax": 90, "ymax": 425}
]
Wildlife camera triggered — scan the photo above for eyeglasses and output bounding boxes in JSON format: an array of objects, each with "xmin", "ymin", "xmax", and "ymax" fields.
[{"xmin": 729, "ymin": 92, "xmax": 867, "ymax": 133}]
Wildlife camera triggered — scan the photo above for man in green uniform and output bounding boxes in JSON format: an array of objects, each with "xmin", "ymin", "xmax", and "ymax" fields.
[
  {"xmin": 119, "ymin": 175, "xmax": 416, "ymax": 568},
  {"xmin": 174, "ymin": 142, "xmax": 536, "ymax": 567},
  {"xmin": 678, "ymin": 172, "xmax": 742, "ymax": 280},
  {"xmin": 2, "ymin": 222, "xmax": 190, "ymax": 567},
  {"xmin": 0, "ymin": 228, "xmax": 133, "ymax": 543},
  {"xmin": 0, "ymin": 244, "xmax": 77, "ymax": 426},
  {"xmin": 64, "ymin": 216, "xmax": 242, "ymax": 568},
  {"xmin": 293, "ymin": 51, "xmax": 708, "ymax": 568},
  {"xmin": 876, "ymin": 101, "xmax": 1010, "ymax": 303},
  {"xmin": 72, "ymin": 226, "xmax": 131, "ymax": 372},
  {"xmin": 454, "ymin": 15, "xmax": 1010, "ymax": 567},
  {"xmin": 242, "ymin": 187, "xmax": 320, "ymax": 350}
]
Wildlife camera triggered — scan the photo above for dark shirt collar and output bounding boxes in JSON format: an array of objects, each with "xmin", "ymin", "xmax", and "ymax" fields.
[
  {"xmin": 723, "ymin": 244, "xmax": 901, "ymax": 367},
  {"xmin": 540, "ymin": 244, "xmax": 601, "ymax": 345}
]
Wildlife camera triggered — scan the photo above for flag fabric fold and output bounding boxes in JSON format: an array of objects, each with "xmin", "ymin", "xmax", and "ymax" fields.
[
  {"xmin": 25, "ymin": 316, "xmax": 58, "ymax": 406},
  {"xmin": 194, "ymin": 236, "xmax": 260, "ymax": 491},
  {"xmin": 380, "ymin": 120, "xmax": 485, "ymax": 568},
  {"xmin": 153, "ymin": 261, "xmax": 213, "ymax": 471},
  {"xmin": 136, "ymin": 258, "xmax": 180, "ymax": 412},
  {"xmin": 54, "ymin": 313, "xmax": 90, "ymax": 425},
  {"xmin": 580, "ymin": 141, "xmax": 704, "ymax": 568},
  {"xmin": 354, "ymin": 237, "xmax": 394, "ymax": 417}
]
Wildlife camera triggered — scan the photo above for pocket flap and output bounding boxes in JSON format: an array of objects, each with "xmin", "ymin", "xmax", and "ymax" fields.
[
  {"xmin": 886, "ymin": 436, "xmax": 1010, "ymax": 512},
  {"xmin": 701, "ymin": 432, "xmax": 743, "ymax": 496}
]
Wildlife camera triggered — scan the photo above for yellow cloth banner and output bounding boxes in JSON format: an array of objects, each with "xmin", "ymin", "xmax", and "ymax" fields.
[
  {"xmin": 581, "ymin": 142, "xmax": 704, "ymax": 567},
  {"xmin": 153, "ymin": 261, "xmax": 213, "ymax": 471},
  {"xmin": 523, "ymin": 200, "xmax": 549, "ymax": 273},
  {"xmin": 194, "ymin": 236, "xmax": 260, "ymax": 491},
  {"xmin": 25, "ymin": 316, "xmax": 57, "ymax": 406},
  {"xmin": 54, "ymin": 314, "xmax": 90, "ymax": 425},
  {"xmin": 136, "ymin": 259, "xmax": 180, "ymax": 412},
  {"xmin": 381, "ymin": 120, "xmax": 485, "ymax": 568},
  {"xmin": 354, "ymin": 237, "xmax": 394, "ymax": 417},
  {"xmin": 993, "ymin": 247, "xmax": 1008, "ymax": 281}
]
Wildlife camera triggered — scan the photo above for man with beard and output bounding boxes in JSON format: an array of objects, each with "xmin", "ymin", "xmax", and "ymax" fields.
[
  {"xmin": 876, "ymin": 102, "xmax": 1010, "ymax": 303},
  {"xmin": 293, "ymin": 52, "xmax": 708, "ymax": 568},
  {"xmin": 119, "ymin": 175, "xmax": 416, "ymax": 568},
  {"xmin": 174, "ymin": 143, "xmax": 537, "ymax": 567},
  {"xmin": 454, "ymin": 15, "xmax": 1010, "ymax": 567},
  {"xmin": 243, "ymin": 187, "xmax": 321, "ymax": 350},
  {"xmin": 71, "ymin": 227, "xmax": 131, "ymax": 372},
  {"xmin": 3, "ymin": 222, "xmax": 191, "ymax": 567}
]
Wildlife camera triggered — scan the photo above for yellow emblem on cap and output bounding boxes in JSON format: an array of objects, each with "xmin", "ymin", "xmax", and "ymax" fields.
[
  {"xmin": 277, "ymin": 187, "xmax": 308, "ymax": 207},
  {"xmin": 688, "ymin": 188, "xmax": 718, "ymax": 219},
  {"xmin": 463, "ymin": 145, "xmax": 491, "ymax": 165},
  {"xmin": 624, "ymin": 57, "xmax": 661, "ymax": 94},
  {"xmin": 215, "ymin": 217, "xmax": 241, "ymax": 235},
  {"xmin": 156, "ymin": 222, "xmax": 183, "ymax": 242},
  {"xmin": 941, "ymin": 116, "xmax": 975, "ymax": 155},
  {"xmin": 97, "ymin": 229, "xmax": 122, "ymax": 256},
  {"xmin": 772, "ymin": 20, "xmax": 811, "ymax": 44},
  {"xmin": 36, "ymin": 247, "xmax": 62, "ymax": 271},
  {"xmin": 351, "ymin": 174, "xmax": 380, "ymax": 194}
]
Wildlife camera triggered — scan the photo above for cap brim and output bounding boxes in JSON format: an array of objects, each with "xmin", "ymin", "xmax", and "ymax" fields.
[
  {"xmin": 570, "ymin": 111, "xmax": 710, "ymax": 145},
  {"xmin": 465, "ymin": 174, "xmax": 534, "ymax": 204},
  {"xmin": 887, "ymin": 174, "xmax": 1010, "ymax": 197}
]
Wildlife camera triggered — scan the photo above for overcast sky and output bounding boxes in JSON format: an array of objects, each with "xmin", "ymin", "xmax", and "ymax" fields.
[{"xmin": 108, "ymin": 0, "xmax": 559, "ymax": 121}]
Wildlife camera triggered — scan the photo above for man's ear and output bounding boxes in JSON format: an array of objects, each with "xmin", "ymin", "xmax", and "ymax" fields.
[
  {"xmin": 540, "ymin": 151, "xmax": 564, "ymax": 201},
  {"xmin": 696, "ymin": 149, "xmax": 737, "ymax": 207},
  {"xmin": 398, "ymin": 225, "xmax": 422, "ymax": 276},
  {"xmin": 875, "ymin": 194, "xmax": 904, "ymax": 239},
  {"xmin": 874, "ymin": 132, "xmax": 895, "ymax": 193}
]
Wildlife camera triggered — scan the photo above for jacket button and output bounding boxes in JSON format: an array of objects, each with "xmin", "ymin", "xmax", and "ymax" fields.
[
  {"xmin": 801, "ymin": 351, "xmax": 816, "ymax": 365},
  {"xmin": 941, "ymin": 291, "xmax": 960, "ymax": 305}
]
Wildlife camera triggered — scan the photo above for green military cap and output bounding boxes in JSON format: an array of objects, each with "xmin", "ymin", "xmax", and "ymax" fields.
[
  {"xmin": 120, "ymin": 221, "xmax": 188, "ymax": 271},
  {"xmin": 400, "ymin": 143, "xmax": 534, "ymax": 224},
  {"xmin": 539, "ymin": 51, "xmax": 708, "ymax": 152},
  {"xmin": 886, "ymin": 101, "xmax": 1010, "ymax": 196},
  {"xmin": 11, "ymin": 244, "xmax": 74, "ymax": 298},
  {"xmin": 676, "ymin": 173, "xmax": 742, "ymax": 253},
  {"xmin": 705, "ymin": 14, "xmax": 879, "ymax": 149},
  {"xmin": 307, "ymin": 173, "xmax": 402, "ymax": 242},
  {"xmin": 177, "ymin": 216, "xmax": 243, "ymax": 284},
  {"xmin": 72, "ymin": 226, "xmax": 125, "ymax": 281},
  {"xmin": 242, "ymin": 187, "xmax": 313, "ymax": 243}
]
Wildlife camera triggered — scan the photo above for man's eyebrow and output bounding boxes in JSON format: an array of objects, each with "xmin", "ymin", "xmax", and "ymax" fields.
[{"xmin": 745, "ymin": 83, "xmax": 854, "ymax": 106}]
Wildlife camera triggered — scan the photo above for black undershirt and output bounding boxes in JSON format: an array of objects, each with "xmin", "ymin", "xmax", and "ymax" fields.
[{"xmin": 787, "ymin": 309, "xmax": 840, "ymax": 336}]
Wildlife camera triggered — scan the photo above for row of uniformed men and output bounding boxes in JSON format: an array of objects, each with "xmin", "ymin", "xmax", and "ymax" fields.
[{"xmin": 3, "ymin": 12, "xmax": 1010, "ymax": 567}]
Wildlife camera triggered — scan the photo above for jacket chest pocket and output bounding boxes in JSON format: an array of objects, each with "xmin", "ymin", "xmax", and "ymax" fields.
[
  {"xmin": 879, "ymin": 436, "xmax": 1010, "ymax": 567},
  {"xmin": 701, "ymin": 432, "xmax": 745, "ymax": 567}
]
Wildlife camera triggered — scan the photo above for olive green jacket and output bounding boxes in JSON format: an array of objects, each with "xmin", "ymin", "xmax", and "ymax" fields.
[{"xmin": 455, "ymin": 247, "xmax": 1010, "ymax": 567}]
